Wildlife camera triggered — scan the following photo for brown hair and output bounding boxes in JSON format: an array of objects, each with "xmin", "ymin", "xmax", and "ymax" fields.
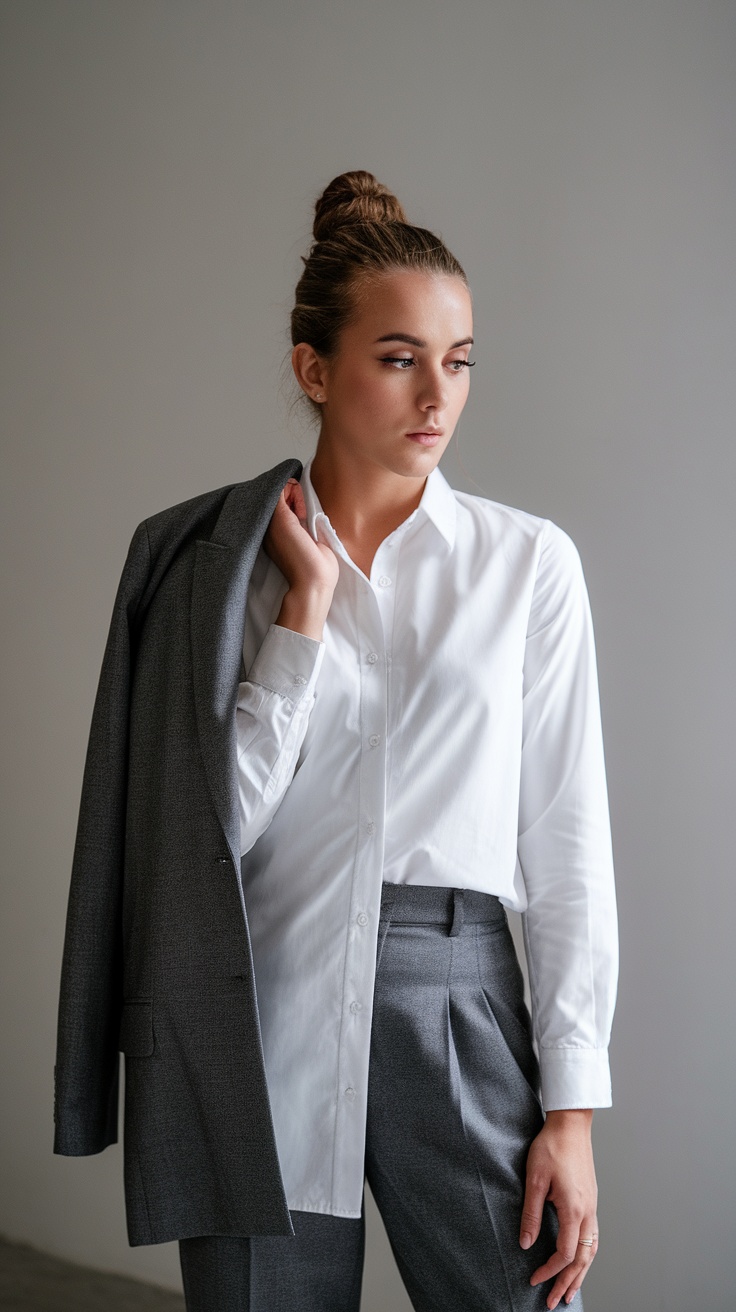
[{"xmin": 291, "ymin": 170, "xmax": 468, "ymax": 366}]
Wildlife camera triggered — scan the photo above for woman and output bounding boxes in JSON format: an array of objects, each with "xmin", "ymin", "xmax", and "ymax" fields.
[
  {"xmin": 54, "ymin": 169, "xmax": 617, "ymax": 1312},
  {"xmin": 178, "ymin": 172, "xmax": 618, "ymax": 1310}
]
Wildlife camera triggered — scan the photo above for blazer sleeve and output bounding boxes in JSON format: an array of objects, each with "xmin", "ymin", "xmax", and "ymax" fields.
[{"xmin": 53, "ymin": 520, "xmax": 152, "ymax": 1155}]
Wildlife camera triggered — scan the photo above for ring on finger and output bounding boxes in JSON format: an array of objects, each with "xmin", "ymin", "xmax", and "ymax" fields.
[{"xmin": 577, "ymin": 1234, "xmax": 598, "ymax": 1248}]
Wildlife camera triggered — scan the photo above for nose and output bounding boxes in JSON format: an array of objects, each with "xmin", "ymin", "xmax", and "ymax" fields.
[{"xmin": 418, "ymin": 365, "xmax": 448, "ymax": 413}]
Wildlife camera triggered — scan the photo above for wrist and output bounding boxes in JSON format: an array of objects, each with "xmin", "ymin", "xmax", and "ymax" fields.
[
  {"xmin": 543, "ymin": 1108, "xmax": 594, "ymax": 1133},
  {"xmin": 276, "ymin": 586, "xmax": 333, "ymax": 641}
]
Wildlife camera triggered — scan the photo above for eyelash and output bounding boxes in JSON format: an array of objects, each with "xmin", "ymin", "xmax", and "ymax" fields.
[{"xmin": 380, "ymin": 356, "xmax": 476, "ymax": 371}]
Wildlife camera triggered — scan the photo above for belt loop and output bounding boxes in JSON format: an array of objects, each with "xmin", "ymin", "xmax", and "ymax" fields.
[{"xmin": 449, "ymin": 888, "xmax": 465, "ymax": 937}]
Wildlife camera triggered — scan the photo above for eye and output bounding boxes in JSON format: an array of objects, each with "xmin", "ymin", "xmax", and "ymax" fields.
[
  {"xmin": 448, "ymin": 359, "xmax": 476, "ymax": 371},
  {"xmin": 380, "ymin": 355, "xmax": 416, "ymax": 369}
]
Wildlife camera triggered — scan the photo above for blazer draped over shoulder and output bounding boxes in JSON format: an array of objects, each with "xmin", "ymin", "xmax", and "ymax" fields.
[{"xmin": 54, "ymin": 459, "xmax": 302, "ymax": 1246}]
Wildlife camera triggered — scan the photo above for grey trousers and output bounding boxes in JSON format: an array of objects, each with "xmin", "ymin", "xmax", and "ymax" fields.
[{"xmin": 179, "ymin": 882, "xmax": 581, "ymax": 1311}]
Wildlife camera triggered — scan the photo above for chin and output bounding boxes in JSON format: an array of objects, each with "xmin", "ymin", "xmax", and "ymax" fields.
[
  {"xmin": 384, "ymin": 447, "xmax": 439, "ymax": 473},
  {"xmin": 400, "ymin": 440, "xmax": 448, "ymax": 466}
]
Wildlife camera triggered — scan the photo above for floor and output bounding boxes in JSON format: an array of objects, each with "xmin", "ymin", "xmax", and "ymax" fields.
[{"xmin": 0, "ymin": 1237, "xmax": 185, "ymax": 1312}]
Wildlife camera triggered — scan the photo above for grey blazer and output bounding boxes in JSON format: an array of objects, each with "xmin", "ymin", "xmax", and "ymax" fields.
[{"xmin": 53, "ymin": 458, "xmax": 302, "ymax": 1246}]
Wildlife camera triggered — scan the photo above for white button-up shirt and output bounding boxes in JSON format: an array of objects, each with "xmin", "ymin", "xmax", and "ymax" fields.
[{"xmin": 235, "ymin": 455, "xmax": 618, "ymax": 1219}]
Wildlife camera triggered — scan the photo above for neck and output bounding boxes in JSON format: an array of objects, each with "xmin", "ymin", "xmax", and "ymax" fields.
[{"xmin": 308, "ymin": 440, "xmax": 429, "ymax": 546}]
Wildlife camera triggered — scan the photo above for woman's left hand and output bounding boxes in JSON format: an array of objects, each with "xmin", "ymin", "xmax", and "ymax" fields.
[{"xmin": 519, "ymin": 1108, "xmax": 599, "ymax": 1309}]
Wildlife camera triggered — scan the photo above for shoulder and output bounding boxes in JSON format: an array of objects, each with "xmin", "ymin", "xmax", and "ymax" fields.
[
  {"xmin": 450, "ymin": 487, "xmax": 589, "ymax": 632},
  {"xmin": 116, "ymin": 459, "xmax": 301, "ymax": 618},
  {"xmin": 453, "ymin": 485, "xmax": 581, "ymax": 566},
  {"xmin": 140, "ymin": 482, "xmax": 238, "ymax": 549},
  {"xmin": 136, "ymin": 458, "xmax": 302, "ymax": 556}
]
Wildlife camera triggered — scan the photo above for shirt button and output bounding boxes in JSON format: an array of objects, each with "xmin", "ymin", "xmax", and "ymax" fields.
[
  {"xmin": 349, "ymin": 1001, "xmax": 361, "ymax": 1014},
  {"xmin": 377, "ymin": 575, "xmax": 392, "ymax": 587},
  {"xmin": 368, "ymin": 733, "xmax": 381, "ymax": 748},
  {"xmin": 366, "ymin": 820, "xmax": 375, "ymax": 834},
  {"xmin": 344, "ymin": 1087, "xmax": 356, "ymax": 1100},
  {"xmin": 367, "ymin": 652, "xmax": 379, "ymax": 664},
  {"xmin": 293, "ymin": 674, "xmax": 307, "ymax": 685},
  {"xmin": 357, "ymin": 912, "xmax": 368, "ymax": 926}
]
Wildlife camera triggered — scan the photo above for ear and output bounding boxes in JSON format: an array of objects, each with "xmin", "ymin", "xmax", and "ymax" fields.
[{"xmin": 292, "ymin": 342, "xmax": 329, "ymax": 402}]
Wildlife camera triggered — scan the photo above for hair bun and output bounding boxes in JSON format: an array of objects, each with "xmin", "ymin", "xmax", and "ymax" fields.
[{"xmin": 313, "ymin": 170, "xmax": 408, "ymax": 242}]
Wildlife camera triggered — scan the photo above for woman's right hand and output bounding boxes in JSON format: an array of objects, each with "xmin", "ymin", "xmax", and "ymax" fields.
[{"xmin": 264, "ymin": 478, "xmax": 339, "ymax": 640}]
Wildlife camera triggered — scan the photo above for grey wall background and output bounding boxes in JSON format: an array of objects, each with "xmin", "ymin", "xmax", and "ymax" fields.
[{"xmin": 1, "ymin": 2, "xmax": 734, "ymax": 1308}]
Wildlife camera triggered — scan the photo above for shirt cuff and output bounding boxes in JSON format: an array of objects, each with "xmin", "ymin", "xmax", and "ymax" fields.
[
  {"xmin": 538, "ymin": 1048, "xmax": 612, "ymax": 1111},
  {"xmin": 245, "ymin": 623, "xmax": 325, "ymax": 702}
]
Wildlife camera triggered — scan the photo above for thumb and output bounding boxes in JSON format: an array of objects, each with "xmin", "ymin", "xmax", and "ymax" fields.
[{"xmin": 520, "ymin": 1167, "xmax": 548, "ymax": 1250}]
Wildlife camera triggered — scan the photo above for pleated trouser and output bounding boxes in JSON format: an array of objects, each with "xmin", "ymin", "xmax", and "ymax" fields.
[{"xmin": 179, "ymin": 882, "xmax": 581, "ymax": 1312}]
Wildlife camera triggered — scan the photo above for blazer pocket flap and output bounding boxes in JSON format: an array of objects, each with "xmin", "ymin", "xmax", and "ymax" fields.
[{"xmin": 118, "ymin": 1000, "xmax": 154, "ymax": 1057}]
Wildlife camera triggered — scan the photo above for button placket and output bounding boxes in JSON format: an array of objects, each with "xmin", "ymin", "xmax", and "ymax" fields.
[
  {"xmin": 369, "ymin": 536, "xmax": 399, "ymax": 801},
  {"xmin": 333, "ymin": 563, "xmax": 388, "ymax": 1190}
]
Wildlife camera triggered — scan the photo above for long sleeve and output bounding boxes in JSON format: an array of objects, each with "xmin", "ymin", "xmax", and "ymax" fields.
[
  {"xmin": 54, "ymin": 520, "xmax": 151, "ymax": 1155},
  {"xmin": 517, "ymin": 520, "xmax": 619, "ymax": 1111},
  {"xmin": 237, "ymin": 623, "xmax": 325, "ymax": 857}
]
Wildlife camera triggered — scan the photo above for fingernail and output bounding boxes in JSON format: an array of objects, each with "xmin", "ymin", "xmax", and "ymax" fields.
[{"xmin": 520, "ymin": 1232, "xmax": 532, "ymax": 1249}]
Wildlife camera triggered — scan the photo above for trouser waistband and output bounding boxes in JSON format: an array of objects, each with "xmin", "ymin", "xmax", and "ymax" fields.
[{"xmin": 379, "ymin": 881, "xmax": 506, "ymax": 938}]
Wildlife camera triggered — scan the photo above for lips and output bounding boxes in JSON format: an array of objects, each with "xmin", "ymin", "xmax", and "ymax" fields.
[{"xmin": 406, "ymin": 429, "xmax": 444, "ymax": 446}]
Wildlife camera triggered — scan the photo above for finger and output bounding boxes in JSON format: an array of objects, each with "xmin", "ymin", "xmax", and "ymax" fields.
[
  {"xmin": 276, "ymin": 482, "xmax": 306, "ymax": 533},
  {"xmin": 530, "ymin": 1210, "xmax": 580, "ymax": 1284},
  {"xmin": 562, "ymin": 1275, "xmax": 584, "ymax": 1307},
  {"xmin": 281, "ymin": 479, "xmax": 298, "ymax": 511},
  {"xmin": 547, "ymin": 1261, "xmax": 586, "ymax": 1309},
  {"xmin": 284, "ymin": 480, "xmax": 308, "ymax": 529},
  {"xmin": 548, "ymin": 1270, "xmax": 581, "ymax": 1310},
  {"xmin": 519, "ymin": 1171, "xmax": 549, "ymax": 1249},
  {"xmin": 547, "ymin": 1228, "xmax": 599, "ymax": 1309},
  {"xmin": 547, "ymin": 1257, "xmax": 589, "ymax": 1310},
  {"xmin": 530, "ymin": 1230, "xmax": 583, "ymax": 1288},
  {"xmin": 529, "ymin": 1249, "xmax": 570, "ymax": 1286}
]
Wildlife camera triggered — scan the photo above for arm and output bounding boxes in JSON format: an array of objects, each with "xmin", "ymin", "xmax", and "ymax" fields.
[
  {"xmin": 516, "ymin": 521, "xmax": 618, "ymax": 1307},
  {"xmin": 237, "ymin": 480, "xmax": 339, "ymax": 856},
  {"xmin": 236, "ymin": 619, "xmax": 325, "ymax": 857}
]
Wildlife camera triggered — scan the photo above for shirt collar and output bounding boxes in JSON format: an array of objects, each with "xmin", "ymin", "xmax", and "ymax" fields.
[{"xmin": 299, "ymin": 454, "xmax": 457, "ymax": 553}]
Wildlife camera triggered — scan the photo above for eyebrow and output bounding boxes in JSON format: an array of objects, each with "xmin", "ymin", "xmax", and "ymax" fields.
[{"xmin": 374, "ymin": 333, "xmax": 474, "ymax": 350}]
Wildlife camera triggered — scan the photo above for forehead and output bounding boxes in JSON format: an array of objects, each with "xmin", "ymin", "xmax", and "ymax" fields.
[{"xmin": 346, "ymin": 270, "xmax": 472, "ymax": 343}]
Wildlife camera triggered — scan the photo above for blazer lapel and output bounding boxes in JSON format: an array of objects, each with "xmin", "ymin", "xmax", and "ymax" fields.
[{"xmin": 190, "ymin": 458, "xmax": 302, "ymax": 866}]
